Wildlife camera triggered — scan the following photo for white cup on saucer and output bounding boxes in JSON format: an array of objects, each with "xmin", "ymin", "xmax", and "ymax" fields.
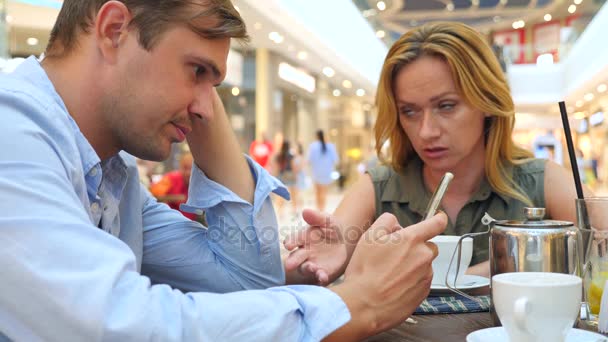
[
  {"xmin": 429, "ymin": 235, "xmax": 473, "ymax": 286},
  {"xmin": 492, "ymin": 272, "xmax": 582, "ymax": 342}
]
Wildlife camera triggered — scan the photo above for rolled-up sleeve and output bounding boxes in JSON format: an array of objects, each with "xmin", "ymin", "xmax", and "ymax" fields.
[{"xmin": 142, "ymin": 155, "xmax": 291, "ymax": 292}]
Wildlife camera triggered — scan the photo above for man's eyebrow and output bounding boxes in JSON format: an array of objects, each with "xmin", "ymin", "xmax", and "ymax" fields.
[{"xmin": 192, "ymin": 56, "xmax": 223, "ymax": 84}]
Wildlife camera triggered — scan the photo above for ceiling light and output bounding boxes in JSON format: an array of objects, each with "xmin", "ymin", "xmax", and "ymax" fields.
[
  {"xmin": 342, "ymin": 80, "xmax": 352, "ymax": 89},
  {"xmin": 574, "ymin": 0, "xmax": 583, "ymax": 4},
  {"xmin": 26, "ymin": 37, "xmax": 39, "ymax": 46},
  {"xmin": 544, "ymin": 14, "xmax": 552, "ymax": 21},
  {"xmin": 5, "ymin": 15, "xmax": 13, "ymax": 23},
  {"xmin": 333, "ymin": 89, "xmax": 341, "ymax": 97},
  {"xmin": 268, "ymin": 32, "xmax": 284, "ymax": 44},
  {"xmin": 253, "ymin": 22, "xmax": 262, "ymax": 30},
  {"xmin": 568, "ymin": 5, "xmax": 577, "ymax": 14},
  {"xmin": 322, "ymin": 67, "xmax": 335, "ymax": 77},
  {"xmin": 376, "ymin": 1, "xmax": 386, "ymax": 11},
  {"xmin": 446, "ymin": 3, "xmax": 455, "ymax": 11},
  {"xmin": 574, "ymin": 111, "xmax": 587, "ymax": 120},
  {"xmin": 231, "ymin": 87, "xmax": 240, "ymax": 96},
  {"xmin": 512, "ymin": 20, "xmax": 525, "ymax": 29},
  {"xmin": 597, "ymin": 84, "xmax": 607, "ymax": 93},
  {"xmin": 584, "ymin": 93, "xmax": 594, "ymax": 102},
  {"xmin": 376, "ymin": 30, "xmax": 385, "ymax": 38},
  {"xmin": 297, "ymin": 51, "xmax": 308, "ymax": 60},
  {"xmin": 356, "ymin": 89, "xmax": 366, "ymax": 97},
  {"xmin": 576, "ymin": 100, "xmax": 584, "ymax": 108}
]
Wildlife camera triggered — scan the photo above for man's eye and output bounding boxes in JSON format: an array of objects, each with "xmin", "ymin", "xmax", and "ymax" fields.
[{"xmin": 194, "ymin": 65, "xmax": 206, "ymax": 77}]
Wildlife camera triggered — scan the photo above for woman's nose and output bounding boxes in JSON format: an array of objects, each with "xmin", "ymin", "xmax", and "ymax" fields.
[{"xmin": 418, "ymin": 110, "xmax": 441, "ymax": 139}]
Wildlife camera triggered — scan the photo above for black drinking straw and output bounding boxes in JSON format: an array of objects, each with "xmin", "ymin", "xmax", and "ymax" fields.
[{"xmin": 559, "ymin": 101, "xmax": 585, "ymax": 200}]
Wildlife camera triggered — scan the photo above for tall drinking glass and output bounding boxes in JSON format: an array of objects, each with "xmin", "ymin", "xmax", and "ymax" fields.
[{"xmin": 577, "ymin": 197, "xmax": 608, "ymax": 330}]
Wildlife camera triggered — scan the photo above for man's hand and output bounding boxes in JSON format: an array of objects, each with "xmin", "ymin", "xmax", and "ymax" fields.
[
  {"xmin": 283, "ymin": 209, "xmax": 351, "ymax": 285},
  {"xmin": 326, "ymin": 212, "xmax": 447, "ymax": 340}
]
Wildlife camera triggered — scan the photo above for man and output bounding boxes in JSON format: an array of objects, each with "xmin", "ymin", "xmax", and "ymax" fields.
[
  {"xmin": 0, "ymin": 1, "xmax": 446, "ymax": 340},
  {"xmin": 150, "ymin": 152, "xmax": 196, "ymax": 220}
]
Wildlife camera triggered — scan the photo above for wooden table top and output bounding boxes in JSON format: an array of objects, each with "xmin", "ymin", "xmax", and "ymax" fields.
[
  {"xmin": 365, "ymin": 311, "xmax": 493, "ymax": 342},
  {"xmin": 365, "ymin": 286, "xmax": 494, "ymax": 341}
]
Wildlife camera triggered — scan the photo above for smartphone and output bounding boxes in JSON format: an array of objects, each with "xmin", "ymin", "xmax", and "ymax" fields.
[{"xmin": 423, "ymin": 172, "xmax": 454, "ymax": 221}]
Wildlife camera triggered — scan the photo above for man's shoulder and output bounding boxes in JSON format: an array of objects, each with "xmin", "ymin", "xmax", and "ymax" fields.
[{"xmin": 0, "ymin": 71, "xmax": 49, "ymax": 99}]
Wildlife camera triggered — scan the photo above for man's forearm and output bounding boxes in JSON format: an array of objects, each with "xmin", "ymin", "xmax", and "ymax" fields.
[{"xmin": 187, "ymin": 89, "xmax": 254, "ymax": 203}]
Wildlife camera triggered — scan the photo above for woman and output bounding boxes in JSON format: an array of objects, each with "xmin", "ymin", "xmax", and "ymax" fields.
[
  {"xmin": 307, "ymin": 130, "xmax": 339, "ymax": 211},
  {"xmin": 284, "ymin": 21, "xmax": 589, "ymax": 284}
]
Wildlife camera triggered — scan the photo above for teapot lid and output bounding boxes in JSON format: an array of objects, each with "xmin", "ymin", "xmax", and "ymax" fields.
[{"xmin": 495, "ymin": 207, "xmax": 573, "ymax": 228}]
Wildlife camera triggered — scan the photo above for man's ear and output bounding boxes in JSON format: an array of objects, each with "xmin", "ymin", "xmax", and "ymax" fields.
[{"xmin": 94, "ymin": 1, "xmax": 133, "ymax": 63}]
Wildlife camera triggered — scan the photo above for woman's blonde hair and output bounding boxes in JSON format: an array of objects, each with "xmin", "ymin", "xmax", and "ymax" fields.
[{"xmin": 374, "ymin": 21, "xmax": 533, "ymax": 205}]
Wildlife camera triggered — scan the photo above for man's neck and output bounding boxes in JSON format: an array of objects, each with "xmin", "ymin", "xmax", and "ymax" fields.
[{"xmin": 41, "ymin": 54, "xmax": 117, "ymax": 160}]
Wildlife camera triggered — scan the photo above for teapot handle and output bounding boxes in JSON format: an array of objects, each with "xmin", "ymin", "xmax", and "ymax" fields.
[{"xmin": 445, "ymin": 230, "xmax": 491, "ymax": 303}]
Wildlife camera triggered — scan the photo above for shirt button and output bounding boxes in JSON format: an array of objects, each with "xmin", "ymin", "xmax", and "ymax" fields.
[
  {"xmin": 91, "ymin": 202, "xmax": 100, "ymax": 212},
  {"xmin": 89, "ymin": 168, "xmax": 98, "ymax": 177}
]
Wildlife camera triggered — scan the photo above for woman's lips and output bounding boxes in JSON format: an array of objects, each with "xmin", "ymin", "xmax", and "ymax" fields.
[{"xmin": 422, "ymin": 147, "xmax": 448, "ymax": 159}]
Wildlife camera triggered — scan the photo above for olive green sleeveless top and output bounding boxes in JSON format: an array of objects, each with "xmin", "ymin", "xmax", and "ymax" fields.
[{"xmin": 367, "ymin": 157, "xmax": 546, "ymax": 265}]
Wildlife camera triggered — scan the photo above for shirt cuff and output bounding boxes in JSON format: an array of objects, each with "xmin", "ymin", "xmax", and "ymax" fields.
[
  {"xmin": 180, "ymin": 154, "xmax": 289, "ymax": 214},
  {"xmin": 270, "ymin": 285, "xmax": 352, "ymax": 341}
]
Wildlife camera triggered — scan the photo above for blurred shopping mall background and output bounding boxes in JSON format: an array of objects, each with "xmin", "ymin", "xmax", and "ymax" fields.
[{"xmin": 2, "ymin": 0, "xmax": 608, "ymax": 199}]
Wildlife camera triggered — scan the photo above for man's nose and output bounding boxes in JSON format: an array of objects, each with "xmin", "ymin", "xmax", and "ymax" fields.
[{"xmin": 188, "ymin": 84, "xmax": 214, "ymax": 121}]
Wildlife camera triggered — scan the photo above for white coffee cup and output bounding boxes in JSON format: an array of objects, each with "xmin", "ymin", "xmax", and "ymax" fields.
[
  {"xmin": 429, "ymin": 235, "xmax": 473, "ymax": 286},
  {"xmin": 492, "ymin": 272, "xmax": 582, "ymax": 342}
]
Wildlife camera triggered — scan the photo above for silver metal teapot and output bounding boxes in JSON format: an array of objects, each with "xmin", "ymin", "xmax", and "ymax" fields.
[
  {"xmin": 486, "ymin": 207, "xmax": 581, "ymax": 325},
  {"xmin": 445, "ymin": 207, "xmax": 582, "ymax": 325}
]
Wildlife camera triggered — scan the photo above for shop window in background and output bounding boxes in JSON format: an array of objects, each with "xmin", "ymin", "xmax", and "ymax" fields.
[
  {"xmin": 533, "ymin": 20, "xmax": 560, "ymax": 63},
  {"xmin": 493, "ymin": 28, "xmax": 526, "ymax": 65}
]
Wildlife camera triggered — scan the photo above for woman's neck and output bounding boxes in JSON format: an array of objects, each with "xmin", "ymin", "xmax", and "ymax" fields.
[{"xmin": 422, "ymin": 152, "xmax": 486, "ymax": 200}]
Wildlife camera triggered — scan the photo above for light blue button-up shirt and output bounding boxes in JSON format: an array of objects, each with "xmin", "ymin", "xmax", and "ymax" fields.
[{"xmin": 0, "ymin": 57, "xmax": 350, "ymax": 341}]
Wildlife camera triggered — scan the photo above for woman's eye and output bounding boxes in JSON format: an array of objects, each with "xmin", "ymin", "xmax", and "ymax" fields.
[
  {"xmin": 438, "ymin": 102, "xmax": 456, "ymax": 111},
  {"xmin": 399, "ymin": 108, "xmax": 417, "ymax": 117}
]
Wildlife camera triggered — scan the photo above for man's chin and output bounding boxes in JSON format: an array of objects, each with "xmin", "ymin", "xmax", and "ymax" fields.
[{"xmin": 126, "ymin": 145, "xmax": 171, "ymax": 162}]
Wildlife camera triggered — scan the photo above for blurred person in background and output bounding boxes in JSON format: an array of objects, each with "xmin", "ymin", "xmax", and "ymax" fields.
[
  {"xmin": 150, "ymin": 152, "xmax": 196, "ymax": 220},
  {"xmin": 0, "ymin": 1, "xmax": 450, "ymax": 340},
  {"xmin": 284, "ymin": 21, "xmax": 590, "ymax": 286},
  {"xmin": 307, "ymin": 129, "xmax": 339, "ymax": 211},
  {"xmin": 293, "ymin": 142, "xmax": 308, "ymax": 212},
  {"xmin": 248, "ymin": 131, "xmax": 273, "ymax": 169},
  {"xmin": 271, "ymin": 140, "xmax": 298, "ymax": 215}
]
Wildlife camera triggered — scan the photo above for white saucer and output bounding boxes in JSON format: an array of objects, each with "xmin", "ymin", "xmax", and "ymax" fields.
[
  {"xmin": 466, "ymin": 327, "xmax": 607, "ymax": 342},
  {"xmin": 430, "ymin": 275, "xmax": 490, "ymax": 295}
]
